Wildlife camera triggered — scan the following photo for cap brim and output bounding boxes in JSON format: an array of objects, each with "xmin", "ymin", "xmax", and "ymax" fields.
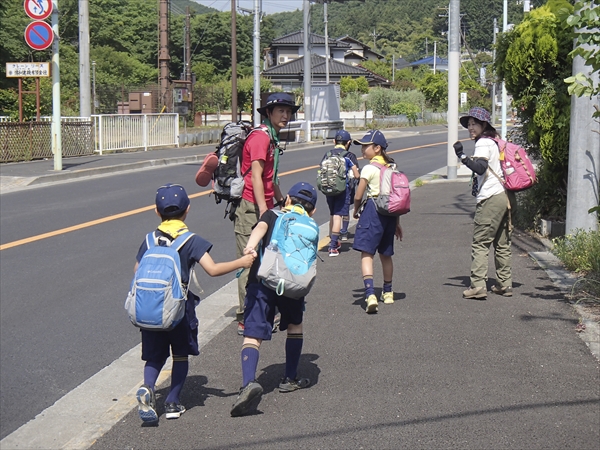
[
  {"xmin": 257, "ymin": 104, "xmax": 300, "ymax": 116},
  {"xmin": 352, "ymin": 139, "xmax": 373, "ymax": 146}
]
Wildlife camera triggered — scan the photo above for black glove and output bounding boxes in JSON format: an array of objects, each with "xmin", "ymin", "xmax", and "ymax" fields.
[{"xmin": 453, "ymin": 141, "xmax": 464, "ymax": 158}]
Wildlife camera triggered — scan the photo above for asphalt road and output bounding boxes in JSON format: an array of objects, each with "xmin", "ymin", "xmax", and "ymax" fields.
[{"xmin": 0, "ymin": 131, "xmax": 455, "ymax": 440}]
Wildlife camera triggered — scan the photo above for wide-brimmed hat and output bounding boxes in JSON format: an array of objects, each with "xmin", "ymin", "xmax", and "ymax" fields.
[
  {"xmin": 460, "ymin": 107, "xmax": 492, "ymax": 129},
  {"xmin": 353, "ymin": 129, "xmax": 388, "ymax": 150},
  {"xmin": 257, "ymin": 93, "xmax": 300, "ymax": 116}
]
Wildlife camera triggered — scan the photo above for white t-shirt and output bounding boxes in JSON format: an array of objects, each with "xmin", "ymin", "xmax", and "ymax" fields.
[{"xmin": 474, "ymin": 137, "xmax": 505, "ymax": 203}]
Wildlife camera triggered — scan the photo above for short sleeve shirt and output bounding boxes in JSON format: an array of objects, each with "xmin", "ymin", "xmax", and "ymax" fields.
[
  {"xmin": 241, "ymin": 128, "xmax": 276, "ymax": 208},
  {"xmin": 360, "ymin": 164, "xmax": 382, "ymax": 198},
  {"xmin": 135, "ymin": 232, "xmax": 212, "ymax": 285},
  {"xmin": 474, "ymin": 137, "xmax": 505, "ymax": 202}
]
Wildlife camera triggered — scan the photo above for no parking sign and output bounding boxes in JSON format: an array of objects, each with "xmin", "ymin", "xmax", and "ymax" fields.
[{"xmin": 24, "ymin": 20, "xmax": 54, "ymax": 51}]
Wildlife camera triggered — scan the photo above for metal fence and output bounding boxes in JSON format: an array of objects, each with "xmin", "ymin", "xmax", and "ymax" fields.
[
  {"xmin": 0, "ymin": 120, "xmax": 93, "ymax": 163},
  {"xmin": 92, "ymin": 113, "xmax": 179, "ymax": 155}
]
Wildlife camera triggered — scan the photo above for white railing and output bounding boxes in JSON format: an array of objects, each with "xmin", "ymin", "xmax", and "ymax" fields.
[{"xmin": 92, "ymin": 113, "xmax": 179, "ymax": 155}]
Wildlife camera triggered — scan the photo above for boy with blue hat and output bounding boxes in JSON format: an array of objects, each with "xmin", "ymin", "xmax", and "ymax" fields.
[
  {"xmin": 133, "ymin": 183, "xmax": 254, "ymax": 423},
  {"xmin": 319, "ymin": 129, "xmax": 360, "ymax": 256},
  {"xmin": 230, "ymin": 182, "xmax": 318, "ymax": 417}
]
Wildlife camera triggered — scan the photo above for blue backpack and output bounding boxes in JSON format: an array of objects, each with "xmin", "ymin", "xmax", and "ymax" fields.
[
  {"xmin": 257, "ymin": 206, "xmax": 319, "ymax": 299},
  {"xmin": 125, "ymin": 231, "xmax": 194, "ymax": 331}
]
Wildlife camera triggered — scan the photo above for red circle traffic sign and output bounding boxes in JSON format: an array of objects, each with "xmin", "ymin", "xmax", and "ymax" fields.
[
  {"xmin": 24, "ymin": 20, "xmax": 54, "ymax": 51},
  {"xmin": 24, "ymin": 0, "xmax": 52, "ymax": 21}
]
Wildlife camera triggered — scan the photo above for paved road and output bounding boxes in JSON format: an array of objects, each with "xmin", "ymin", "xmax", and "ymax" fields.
[{"xmin": 1, "ymin": 125, "xmax": 598, "ymax": 449}]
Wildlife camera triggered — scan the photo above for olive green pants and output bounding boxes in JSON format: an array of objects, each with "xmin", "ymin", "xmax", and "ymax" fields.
[
  {"xmin": 233, "ymin": 199, "xmax": 261, "ymax": 323},
  {"xmin": 470, "ymin": 191, "xmax": 514, "ymax": 288}
]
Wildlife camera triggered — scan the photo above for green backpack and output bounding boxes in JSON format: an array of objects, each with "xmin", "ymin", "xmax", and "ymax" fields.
[{"xmin": 317, "ymin": 150, "xmax": 348, "ymax": 196}]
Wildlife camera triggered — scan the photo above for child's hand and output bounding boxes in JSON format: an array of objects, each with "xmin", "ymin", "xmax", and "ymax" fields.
[
  {"xmin": 243, "ymin": 246, "xmax": 257, "ymax": 258},
  {"xmin": 240, "ymin": 253, "xmax": 255, "ymax": 268},
  {"xmin": 395, "ymin": 224, "xmax": 403, "ymax": 241}
]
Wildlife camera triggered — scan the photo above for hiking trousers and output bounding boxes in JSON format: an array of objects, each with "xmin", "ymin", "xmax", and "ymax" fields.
[{"xmin": 470, "ymin": 191, "xmax": 513, "ymax": 288}]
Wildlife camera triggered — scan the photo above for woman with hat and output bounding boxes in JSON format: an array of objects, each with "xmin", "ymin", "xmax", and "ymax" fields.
[
  {"xmin": 453, "ymin": 107, "xmax": 515, "ymax": 300},
  {"xmin": 233, "ymin": 93, "xmax": 300, "ymax": 335}
]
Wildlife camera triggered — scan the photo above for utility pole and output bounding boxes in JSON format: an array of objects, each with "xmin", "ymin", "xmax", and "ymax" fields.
[
  {"xmin": 501, "ymin": 0, "xmax": 507, "ymax": 139},
  {"xmin": 324, "ymin": 1, "xmax": 329, "ymax": 84},
  {"xmin": 231, "ymin": 0, "xmax": 237, "ymax": 121},
  {"xmin": 159, "ymin": 0, "xmax": 171, "ymax": 112},
  {"xmin": 446, "ymin": 0, "xmax": 459, "ymax": 180},
  {"xmin": 78, "ymin": 0, "xmax": 91, "ymax": 118},
  {"xmin": 369, "ymin": 28, "xmax": 380, "ymax": 51},
  {"xmin": 252, "ymin": 0, "xmax": 261, "ymax": 127},
  {"xmin": 303, "ymin": 0, "xmax": 312, "ymax": 142},
  {"xmin": 566, "ymin": 3, "xmax": 600, "ymax": 234},
  {"xmin": 52, "ymin": 0, "xmax": 62, "ymax": 171},
  {"xmin": 492, "ymin": 17, "xmax": 497, "ymax": 126}
]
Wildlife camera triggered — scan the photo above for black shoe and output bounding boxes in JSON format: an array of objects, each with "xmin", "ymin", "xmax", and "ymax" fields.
[
  {"xmin": 279, "ymin": 377, "xmax": 310, "ymax": 393},
  {"xmin": 165, "ymin": 402, "xmax": 186, "ymax": 419},
  {"xmin": 230, "ymin": 381, "xmax": 263, "ymax": 417}
]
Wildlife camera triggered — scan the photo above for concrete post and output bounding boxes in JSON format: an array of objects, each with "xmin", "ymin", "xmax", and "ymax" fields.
[
  {"xmin": 52, "ymin": 0, "xmax": 62, "ymax": 171},
  {"xmin": 446, "ymin": 0, "xmax": 460, "ymax": 180},
  {"xmin": 303, "ymin": 0, "xmax": 312, "ymax": 142},
  {"xmin": 252, "ymin": 0, "xmax": 261, "ymax": 127},
  {"xmin": 78, "ymin": 0, "xmax": 91, "ymax": 118}
]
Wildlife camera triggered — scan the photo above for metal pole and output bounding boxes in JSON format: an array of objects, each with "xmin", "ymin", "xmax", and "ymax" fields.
[
  {"xmin": 231, "ymin": 0, "xmax": 238, "ymax": 121},
  {"xmin": 92, "ymin": 60, "xmax": 97, "ymax": 114},
  {"xmin": 52, "ymin": 0, "xmax": 62, "ymax": 171},
  {"xmin": 324, "ymin": 1, "xmax": 329, "ymax": 84},
  {"xmin": 501, "ymin": 0, "xmax": 507, "ymax": 139},
  {"xmin": 252, "ymin": 0, "xmax": 261, "ymax": 127},
  {"xmin": 303, "ymin": 0, "xmax": 311, "ymax": 142},
  {"xmin": 446, "ymin": 0, "xmax": 460, "ymax": 180},
  {"xmin": 78, "ymin": 0, "xmax": 91, "ymax": 117},
  {"xmin": 491, "ymin": 18, "xmax": 497, "ymax": 127}
]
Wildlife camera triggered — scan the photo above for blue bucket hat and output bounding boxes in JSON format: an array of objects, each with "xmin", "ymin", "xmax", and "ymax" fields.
[
  {"xmin": 156, "ymin": 183, "xmax": 190, "ymax": 218},
  {"xmin": 353, "ymin": 130, "xmax": 388, "ymax": 150},
  {"xmin": 287, "ymin": 182, "xmax": 318, "ymax": 207},
  {"xmin": 257, "ymin": 93, "xmax": 300, "ymax": 116},
  {"xmin": 460, "ymin": 107, "xmax": 493, "ymax": 129}
]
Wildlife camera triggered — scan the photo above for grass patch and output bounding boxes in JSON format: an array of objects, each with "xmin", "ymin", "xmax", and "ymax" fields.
[{"xmin": 414, "ymin": 178, "xmax": 424, "ymax": 187}]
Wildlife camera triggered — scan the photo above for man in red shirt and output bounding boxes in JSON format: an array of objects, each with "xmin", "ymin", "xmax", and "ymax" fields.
[{"xmin": 234, "ymin": 93, "xmax": 300, "ymax": 335}]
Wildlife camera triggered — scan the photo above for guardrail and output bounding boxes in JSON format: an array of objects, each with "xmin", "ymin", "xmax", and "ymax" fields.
[{"xmin": 92, "ymin": 113, "xmax": 179, "ymax": 155}]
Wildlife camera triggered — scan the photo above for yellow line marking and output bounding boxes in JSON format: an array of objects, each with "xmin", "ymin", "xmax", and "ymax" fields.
[{"xmin": 0, "ymin": 140, "xmax": 446, "ymax": 251}]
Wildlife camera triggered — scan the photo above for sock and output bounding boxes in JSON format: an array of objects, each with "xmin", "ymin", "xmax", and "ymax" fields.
[
  {"xmin": 241, "ymin": 343, "xmax": 260, "ymax": 387},
  {"xmin": 363, "ymin": 276, "xmax": 375, "ymax": 297},
  {"xmin": 284, "ymin": 333, "xmax": 304, "ymax": 380},
  {"xmin": 383, "ymin": 280, "xmax": 393, "ymax": 293},
  {"xmin": 341, "ymin": 216, "xmax": 349, "ymax": 234},
  {"xmin": 165, "ymin": 356, "xmax": 188, "ymax": 404},
  {"xmin": 329, "ymin": 233, "xmax": 339, "ymax": 249},
  {"xmin": 143, "ymin": 360, "xmax": 164, "ymax": 391}
]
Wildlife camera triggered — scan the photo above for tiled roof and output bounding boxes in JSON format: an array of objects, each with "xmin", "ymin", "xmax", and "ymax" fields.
[
  {"xmin": 263, "ymin": 54, "xmax": 368, "ymax": 76},
  {"xmin": 272, "ymin": 31, "xmax": 351, "ymax": 48}
]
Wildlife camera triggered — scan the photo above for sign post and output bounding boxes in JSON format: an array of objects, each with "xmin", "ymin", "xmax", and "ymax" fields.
[{"xmin": 6, "ymin": 63, "xmax": 51, "ymax": 121}]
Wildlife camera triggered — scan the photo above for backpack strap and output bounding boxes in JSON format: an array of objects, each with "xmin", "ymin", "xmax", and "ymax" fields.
[
  {"xmin": 170, "ymin": 231, "xmax": 195, "ymax": 251},
  {"xmin": 146, "ymin": 232, "xmax": 157, "ymax": 248}
]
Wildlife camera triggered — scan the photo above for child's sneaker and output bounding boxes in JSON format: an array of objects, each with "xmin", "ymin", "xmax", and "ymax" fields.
[
  {"xmin": 230, "ymin": 381, "xmax": 263, "ymax": 417},
  {"xmin": 279, "ymin": 377, "xmax": 311, "ymax": 392},
  {"xmin": 365, "ymin": 294, "xmax": 378, "ymax": 314},
  {"xmin": 329, "ymin": 247, "xmax": 339, "ymax": 257},
  {"xmin": 340, "ymin": 232, "xmax": 349, "ymax": 241},
  {"xmin": 136, "ymin": 384, "xmax": 158, "ymax": 423},
  {"xmin": 272, "ymin": 312, "xmax": 281, "ymax": 332},
  {"xmin": 165, "ymin": 402, "xmax": 186, "ymax": 419},
  {"xmin": 237, "ymin": 322, "xmax": 245, "ymax": 336},
  {"xmin": 380, "ymin": 291, "xmax": 394, "ymax": 304}
]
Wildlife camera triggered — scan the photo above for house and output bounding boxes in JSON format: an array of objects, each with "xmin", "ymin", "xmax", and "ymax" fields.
[
  {"xmin": 409, "ymin": 56, "xmax": 449, "ymax": 72},
  {"xmin": 262, "ymin": 54, "xmax": 390, "ymax": 92},
  {"xmin": 336, "ymin": 35, "xmax": 385, "ymax": 66},
  {"xmin": 265, "ymin": 31, "xmax": 351, "ymax": 68}
]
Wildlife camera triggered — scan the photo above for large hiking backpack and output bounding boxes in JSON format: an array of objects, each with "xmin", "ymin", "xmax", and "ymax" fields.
[
  {"xmin": 125, "ymin": 231, "xmax": 194, "ymax": 331},
  {"xmin": 317, "ymin": 150, "xmax": 348, "ymax": 196},
  {"xmin": 371, "ymin": 161, "xmax": 411, "ymax": 216},
  {"xmin": 212, "ymin": 121, "xmax": 254, "ymax": 204},
  {"xmin": 257, "ymin": 207, "xmax": 320, "ymax": 299},
  {"xmin": 489, "ymin": 137, "xmax": 536, "ymax": 191}
]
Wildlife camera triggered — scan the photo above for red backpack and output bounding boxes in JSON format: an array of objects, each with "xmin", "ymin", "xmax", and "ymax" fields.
[{"xmin": 489, "ymin": 137, "xmax": 536, "ymax": 192}]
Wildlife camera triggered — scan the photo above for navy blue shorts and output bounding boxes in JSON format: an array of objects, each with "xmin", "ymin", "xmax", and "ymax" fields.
[
  {"xmin": 141, "ymin": 295, "xmax": 200, "ymax": 362},
  {"xmin": 243, "ymin": 282, "xmax": 305, "ymax": 340},
  {"xmin": 326, "ymin": 190, "xmax": 349, "ymax": 216},
  {"xmin": 352, "ymin": 199, "xmax": 396, "ymax": 256}
]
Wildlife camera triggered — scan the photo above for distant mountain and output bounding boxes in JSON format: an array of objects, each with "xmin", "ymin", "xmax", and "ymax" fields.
[{"xmin": 173, "ymin": 0, "xmax": 216, "ymax": 15}]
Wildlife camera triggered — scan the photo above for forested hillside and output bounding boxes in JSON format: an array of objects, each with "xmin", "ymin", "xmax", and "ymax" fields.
[{"xmin": 0, "ymin": 0, "xmax": 529, "ymax": 117}]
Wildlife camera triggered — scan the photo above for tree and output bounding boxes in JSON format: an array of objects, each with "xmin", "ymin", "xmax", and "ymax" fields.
[{"xmin": 418, "ymin": 72, "xmax": 448, "ymax": 111}]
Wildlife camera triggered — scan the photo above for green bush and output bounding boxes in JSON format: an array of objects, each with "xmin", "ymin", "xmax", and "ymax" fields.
[{"xmin": 552, "ymin": 229, "xmax": 600, "ymax": 275}]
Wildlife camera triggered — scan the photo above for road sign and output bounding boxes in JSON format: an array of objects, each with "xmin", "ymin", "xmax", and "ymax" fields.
[
  {"xmin": 24, "ymin": 0, "xmax": 52, "ymax": 21},
  {"xmin": 24, "ymin": 20, "xmax": 54, "ymax": 51},
  {"xmin": 6, "ymin": 62, "xmax": 50, "ymax": 77}
]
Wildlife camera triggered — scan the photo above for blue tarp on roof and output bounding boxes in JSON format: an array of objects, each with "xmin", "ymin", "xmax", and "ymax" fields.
[{"xmin": 410, "ymin": 56, "xmax": 449, "ymax": 66}]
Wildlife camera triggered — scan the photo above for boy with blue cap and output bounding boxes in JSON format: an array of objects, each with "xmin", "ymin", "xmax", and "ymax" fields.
[
  {"xmin": 319, "ymin": 129, "xmax": 360, "ymax": 256},
  {"xmin": 230, "ymin": 182, "xmax": 318, "ymax": 417},
  {"xmin": 133, "ymin": 183, "xmax": 254, "ymax": 423}
]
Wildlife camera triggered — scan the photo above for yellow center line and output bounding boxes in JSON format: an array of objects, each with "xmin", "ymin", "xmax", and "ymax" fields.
[{"xmin": 0, "ymin": 140, "xmax": 445, "ymax": 251}]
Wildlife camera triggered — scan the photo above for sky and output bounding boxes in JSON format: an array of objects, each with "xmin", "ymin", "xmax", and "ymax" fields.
[{"xmin": 193, "ymin": 0, "xmax": 305, "ymax": 15}]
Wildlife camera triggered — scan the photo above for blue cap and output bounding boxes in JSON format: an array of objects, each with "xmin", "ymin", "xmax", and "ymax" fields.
[
  {"xmin": 353, "ymin": 130, "xmax": 388, "ymax": 150},
  {"xmin": 335, "ymin": 130, "xmax": 351, "ymax": 142},
  {"xmin": 287, "ymin": 182, "xmax": 318, "ymax": 207},
  {"xmin": 156, "ymin": 183, "xmax": 190, "ymax": 217}
]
